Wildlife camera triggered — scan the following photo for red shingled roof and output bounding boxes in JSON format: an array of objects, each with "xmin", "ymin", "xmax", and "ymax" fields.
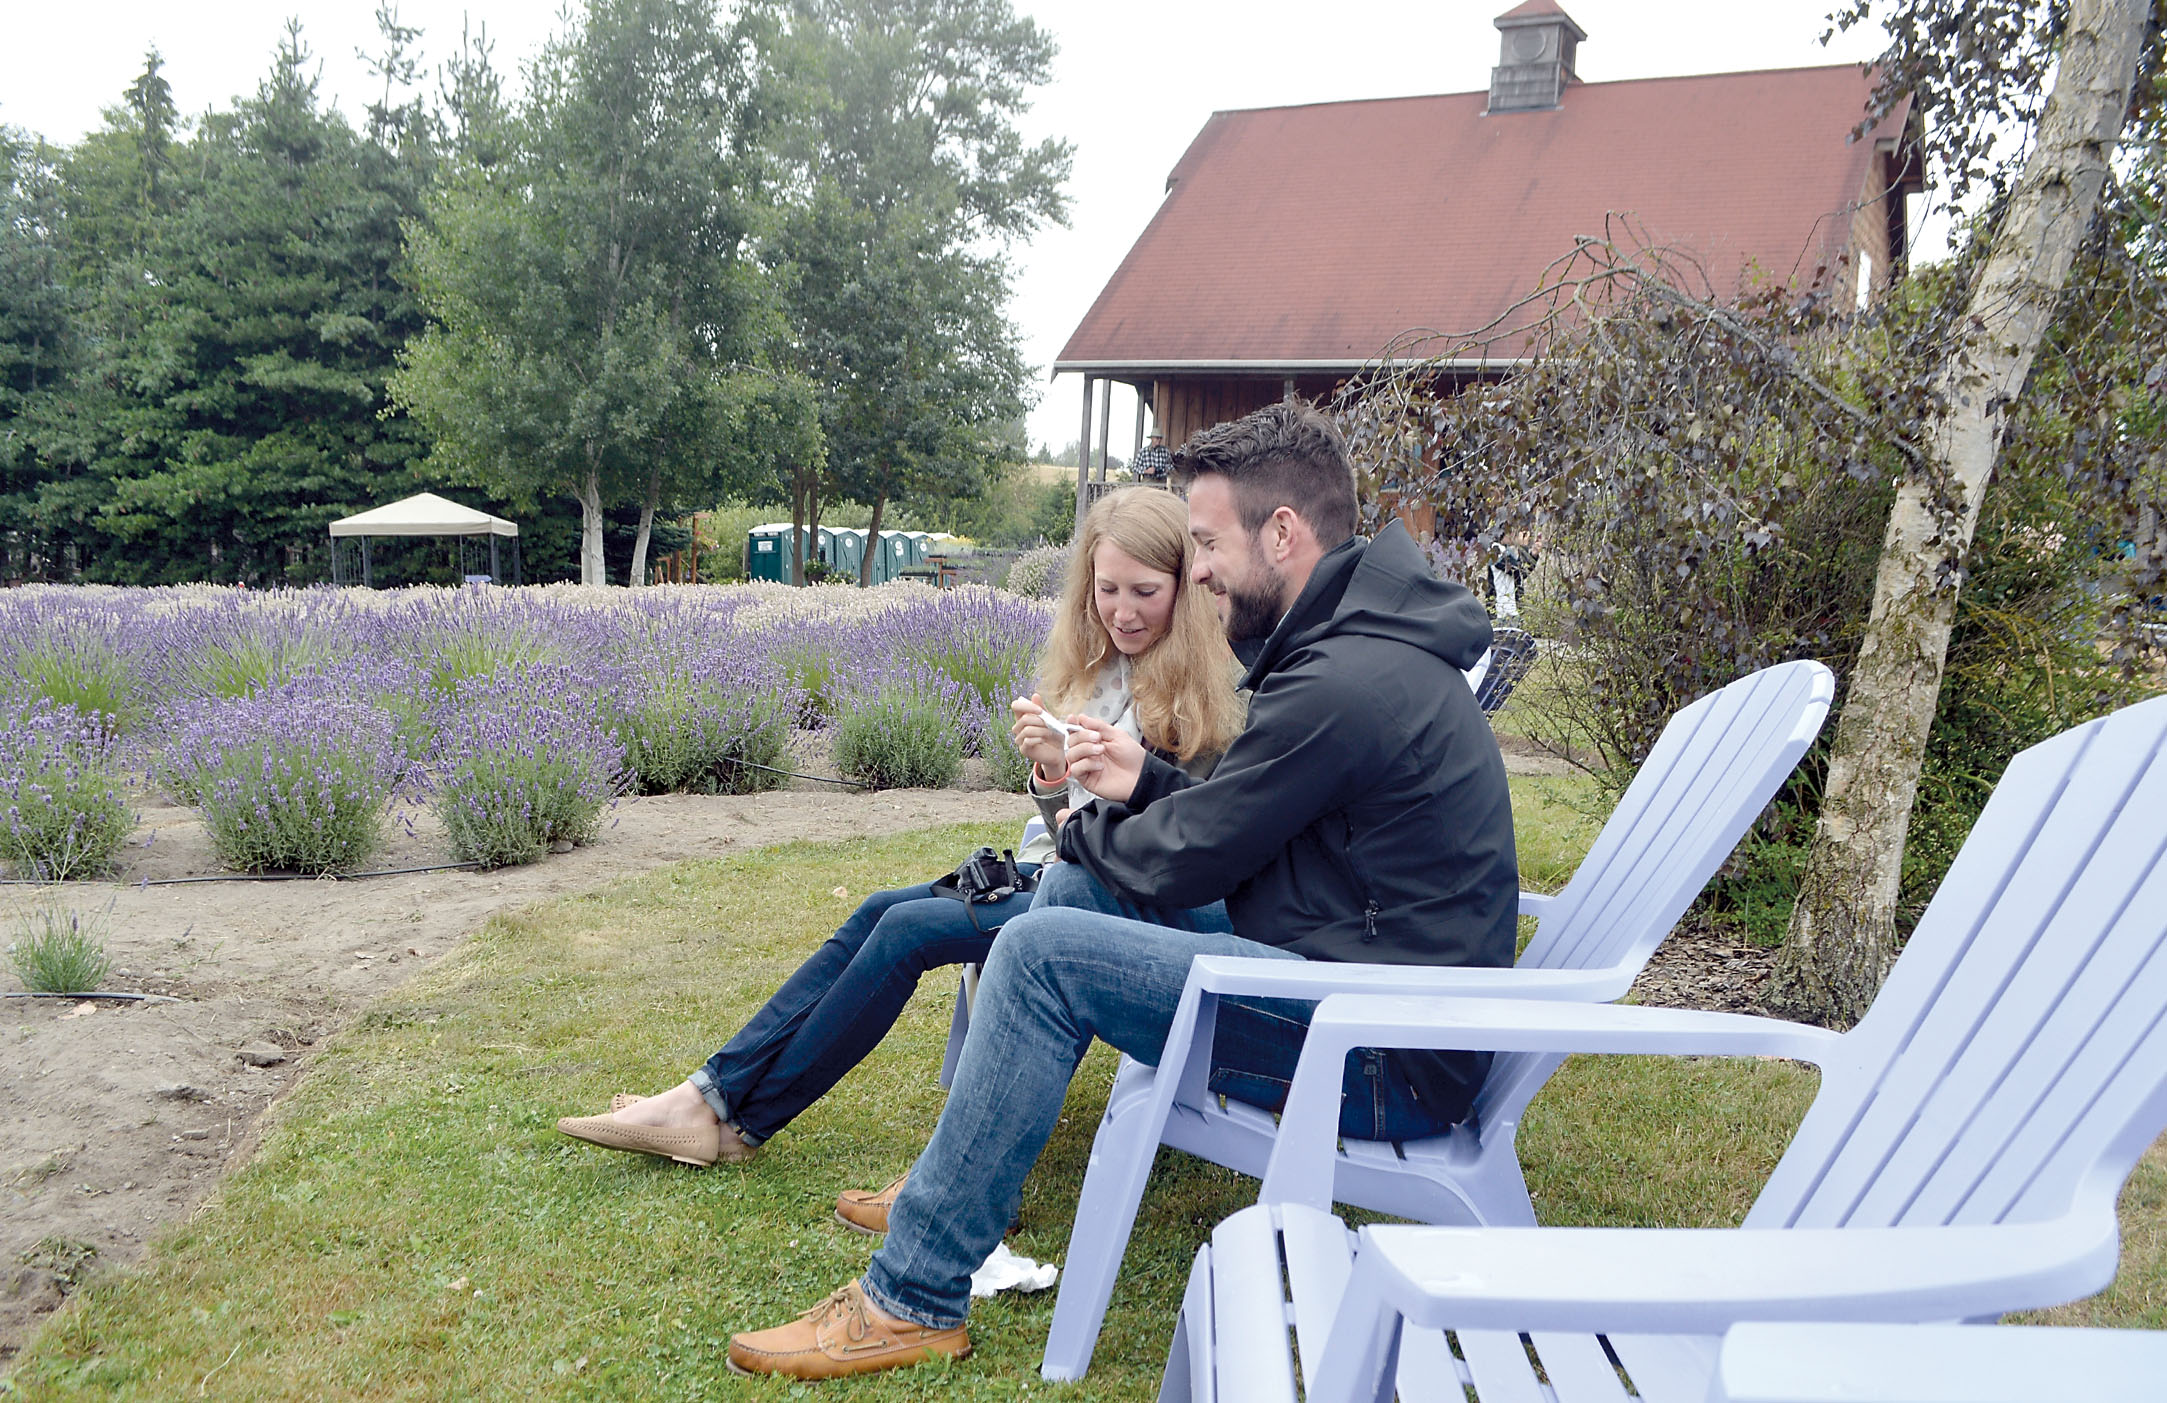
[{"xmin": 1057, "ymin": 65, "xmax": 1911, "ymax": 372}]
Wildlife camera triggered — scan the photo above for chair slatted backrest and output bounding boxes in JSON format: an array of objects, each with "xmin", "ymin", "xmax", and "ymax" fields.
[
  {"xmin": 1751, "ymin": 694, "xmax": 2167, "ymax": 1233},
  {"xmin": 1470, "ymin": 660, "xmax": 1833, "ymax": 1127}
]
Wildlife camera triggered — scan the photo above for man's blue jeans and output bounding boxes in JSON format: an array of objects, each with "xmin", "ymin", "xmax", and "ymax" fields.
[{"xmin": 860, "ymin": 864, "xmax": 1450, "ymax": 1328}]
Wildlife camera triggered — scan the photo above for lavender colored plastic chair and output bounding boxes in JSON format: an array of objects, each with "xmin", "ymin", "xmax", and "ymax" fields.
[
  {"xmin": 1166, "ymin": 690, "xmax": 2167, "ymax": 1403},
  {"xmin": 1707, "ymin": 1322, "xmax": 2167, "ymax": 1403},
  {"xmin": 1044, "ymin": 658, "xmax": 1835, "ymax": 1380}
]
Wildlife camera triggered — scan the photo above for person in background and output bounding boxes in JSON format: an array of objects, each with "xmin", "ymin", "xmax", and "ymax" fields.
[{"xmin": 1131, "ymin": 430, "xmax": 1173, "ymax": 483}]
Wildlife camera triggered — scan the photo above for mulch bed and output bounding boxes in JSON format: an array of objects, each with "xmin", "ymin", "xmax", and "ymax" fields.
[{"xmin": 1625, "ymin": 918, "xmax": 1778, "ymax": 1016}]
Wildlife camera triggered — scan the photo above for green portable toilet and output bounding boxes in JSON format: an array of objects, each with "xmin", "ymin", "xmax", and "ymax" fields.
[
  {"xmin": 821, "ymin": 527, "xmax": 864, "ymax": 582},
  {"xmin": 864, "ymin": 530, "xmax": 911, "ymax": 584},
  {"xmin": 746, "ymin": 523, "xmax": 806, "ymax": 582}
]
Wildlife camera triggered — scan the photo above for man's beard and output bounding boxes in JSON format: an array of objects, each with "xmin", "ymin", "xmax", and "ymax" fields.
[{"xmin": 1220, "ymin": 555, "xmax": 1286, "ymax": 643}]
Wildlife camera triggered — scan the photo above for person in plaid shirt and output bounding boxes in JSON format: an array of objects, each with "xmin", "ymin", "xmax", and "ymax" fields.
[{"xmin": 1131, "ymin": 430, "xmax": 1173, "ymax": 482}]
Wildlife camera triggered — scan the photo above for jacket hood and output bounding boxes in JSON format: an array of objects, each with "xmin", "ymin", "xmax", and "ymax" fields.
[{"xmin": 1244, "ymin": 520, "xmax": 1493, "ymax": 686}]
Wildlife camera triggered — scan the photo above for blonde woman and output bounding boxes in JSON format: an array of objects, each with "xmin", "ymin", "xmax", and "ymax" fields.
[{"xmin": 559, "ymin": 489, "xmax": 1242, "ymax": 1170}]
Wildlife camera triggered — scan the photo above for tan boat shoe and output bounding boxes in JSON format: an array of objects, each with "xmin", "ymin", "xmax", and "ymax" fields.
[
  {"xmin": 726, "ymin": 1279, "xmax": 968, "ymax": 1380},
  {"xmin": 835, "ymin": 1172, "xmax": 909, "ymax": 1234},
  {"xmin": 554, "ymin": 1111, "xmax": 757, "ymax": 1167},
  {"xmin": 608, "ymin": 1093, "xmax": 643, "ymax": 1113}
]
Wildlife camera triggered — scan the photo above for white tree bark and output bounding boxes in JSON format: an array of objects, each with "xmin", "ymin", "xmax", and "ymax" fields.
[
  {"xmin": 628, "ymin": 468, "xmax": 661, "ymax": 587},
  {"xmin": 1768, "ymin": 0, "xmax": 2150, "ymax": 1026},
  {"xmin": 576, "ymin": 460, "xmax": 607, "ymax": 587}
]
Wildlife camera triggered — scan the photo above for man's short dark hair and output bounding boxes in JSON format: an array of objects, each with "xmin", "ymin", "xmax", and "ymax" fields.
[{"xmin": 1170, "ymin": 401, "xmax": 1358, "ymax": 548}]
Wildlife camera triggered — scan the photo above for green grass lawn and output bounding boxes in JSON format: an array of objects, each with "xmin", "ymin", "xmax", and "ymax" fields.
[{"xmin": 4, "ymin": 788, "xmax": 2162, "ymax": 1399}]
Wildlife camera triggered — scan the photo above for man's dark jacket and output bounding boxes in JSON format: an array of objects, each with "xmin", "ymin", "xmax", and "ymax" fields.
[{"xmin": 1057, "ymin": 519, "xmax": 1519, "ymax": 1121}]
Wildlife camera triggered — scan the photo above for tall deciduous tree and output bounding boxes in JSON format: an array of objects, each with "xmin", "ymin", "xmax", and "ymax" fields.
[
  {"xmin": 760, "ymin": 0, "xmax": 1068, "ymax": 582},
  {"xmin": 1766, "ymin": 0, "xmax": 2159, "ymax": 1025},
  {"xmin": 395, "ymin": 0, "xmax": 773, "ymax": 585}
]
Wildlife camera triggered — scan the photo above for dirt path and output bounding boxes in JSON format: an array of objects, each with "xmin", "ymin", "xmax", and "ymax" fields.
[{"xmin": 1, "ymin": 780, "xmax": 1032, "ymax": 1357}]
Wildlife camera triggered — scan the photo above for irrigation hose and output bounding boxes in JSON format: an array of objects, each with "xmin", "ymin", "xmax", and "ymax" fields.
[
  {"xmin": 0, "ymin": 862, "xmax": 482, "ymax": 888},
  {"xmin": 731, "ymin": 759, "xmax": 871, "ymax": 789},
  {"xmin": 3, "ymin": 990, "xmax": 183, "ymax": 1004}
]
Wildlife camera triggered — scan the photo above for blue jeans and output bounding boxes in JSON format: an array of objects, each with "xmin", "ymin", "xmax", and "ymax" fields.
[
  {"xmin": 860, "ymin": 864, "xmax": 1451, "ymax": 1328},
  {"xmin": 690, "ymin": 875, "xmax": 1033, "ymax": 1143}
]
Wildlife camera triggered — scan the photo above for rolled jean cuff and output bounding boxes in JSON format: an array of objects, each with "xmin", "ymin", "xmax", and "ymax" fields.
[
  {"xmin": 859, "ymin": 1271, "xmax": 961, "ymax": 1331},
  {"xmin": 686, "ymin": 1067, "xmax": 766, "ymax": 1148}
]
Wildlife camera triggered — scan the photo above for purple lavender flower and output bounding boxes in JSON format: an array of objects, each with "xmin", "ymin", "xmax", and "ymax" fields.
[
  {"xmin": 828, "ymin": 665, "xmax": 974, "ymax": 791},
  {"xmin": 0, "ymin": 694, "xmax": 135, "ymax": 880},
  {"xmin": 157, "ymin": 678, "xmax": 408, "ymax": 874},
  {"xmin": 428, "ymin": 664, "xmax": 628, "ymax": 867}
]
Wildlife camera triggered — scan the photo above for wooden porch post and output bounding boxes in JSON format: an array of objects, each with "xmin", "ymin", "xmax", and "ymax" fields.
[
  {"xmin": 1075, "ymin": 376, "xmax": 1095, "ymax": 540},
  {"xmin": 1094, "ymin": 381, "xmax": 1113, "ymax": 482}
]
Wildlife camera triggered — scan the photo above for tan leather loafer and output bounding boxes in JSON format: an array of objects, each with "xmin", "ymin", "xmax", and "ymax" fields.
[
  {"xmin": 608, "ymin": 1093, "xmax": 643, "ymax": 1113},
  {"xmin": 554, "ymin": 1112, "xmax": 756, "ymax": 1167},
  {"xmin": 835, "ymin": 1172, "xmax": 908, "ymax": 1234},
  {"xmin": 726, "ymin": 1280, "xmax": 968, "ymax": 1380}
]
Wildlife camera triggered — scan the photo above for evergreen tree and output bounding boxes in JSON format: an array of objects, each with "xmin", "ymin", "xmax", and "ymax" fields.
[
  {"xmin": 0, "ymin": 128, "xmax": 79, "ymax": 578},
  {"xmin": 23, "ymin": 30, "xmax": 435, "ymax": 583}
]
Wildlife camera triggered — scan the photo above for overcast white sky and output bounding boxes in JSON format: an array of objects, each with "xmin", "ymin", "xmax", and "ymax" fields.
[{"xmin": 2, "ymin": 1, "xmax": 1912, "ymax": 453}]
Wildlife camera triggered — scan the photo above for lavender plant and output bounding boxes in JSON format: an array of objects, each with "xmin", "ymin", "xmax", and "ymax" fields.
[
  {"xmin": 0, "ymin": 698, "xmax": 135, "ymax": 881},
  {"xmin": 3, "ymin": 618, "xmax": 144, "ymax": 732},
  {"xmin": 430, "ymin": 666, "xmax": 626, "ymax": 868},
  {"xmin": 1004, "ymin": 543, "xmax": 1070, "ymax": 600},
  {"xmin": 829, "ymin": 668, "xmax": 972, "ymax": 791},
  {"xmin": 159, "ymin": 681, "xmax": 408, "ymax": 874},
  {"xmin": 7, "ymin": 902, "xmax": 113, "ymax": 994},
  {"xmin": 613, "ymin": 647, "xmax": 801, "ymax": 796},
  {"xmin": 877, "ymin": 588, "xmax": 1051, "ymax": 724}
]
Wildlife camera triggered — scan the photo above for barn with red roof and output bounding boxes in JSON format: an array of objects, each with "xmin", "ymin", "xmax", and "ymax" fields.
[{"xmin": 1057, "ymin": 2, "xmax": 1922, "ymax": 465}]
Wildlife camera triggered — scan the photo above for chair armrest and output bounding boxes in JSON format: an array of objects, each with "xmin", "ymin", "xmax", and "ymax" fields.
[
  {"xmin": 1184, "ymin": 954, "xmax": 1628, "ymax": 1006},
  {"xmin": 1711, "ymin": 1322, "xmax": 2167, "ymax": 1403},
  {"xmin": 1257, "ymin": 995, "xmax": 1845, "ymax": 1208},
  {"xmin": 1348, "ymin": 1215, "xmax": 2119, "ymax": 1336},
  {"xmin": 1517, "ymin": 891, "xmax": 1554, "ymax": 917}
]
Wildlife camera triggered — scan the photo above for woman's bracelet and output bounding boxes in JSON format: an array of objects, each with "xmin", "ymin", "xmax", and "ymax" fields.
[{"xmin": 1034, "ymin": 759, "xmax": 1069, "ymax": 786}]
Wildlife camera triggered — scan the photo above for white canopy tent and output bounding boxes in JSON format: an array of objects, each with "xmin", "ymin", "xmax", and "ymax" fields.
[{"xmin": 328, "ymin": 492, "xmax": 520, "ymax": 586}]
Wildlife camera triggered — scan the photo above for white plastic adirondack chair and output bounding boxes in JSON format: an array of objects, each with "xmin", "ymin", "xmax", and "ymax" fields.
[
  {"xmin": 1043, "ymin": 659, "xmax": 1835, "ymax": 1380},
  {"xmin": 939, "ymin": 642, "xmax": 1541, "ymax": 1089},
  {"xmin": 1165, "ymin": 690, "xmax": 2167, "ymax": 1403},
  {"xmin": 1707, "ymin": 1322, "xmax": 2167, "ymax": 1403}
]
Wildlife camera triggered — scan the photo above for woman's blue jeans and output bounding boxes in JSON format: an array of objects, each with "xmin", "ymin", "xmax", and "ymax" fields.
[
  {"xmin": 689, "ymin": 875, "xmax": 1033, "ymax": 1143},
  {"xmin": 861, "ymin": 864, "xmax": 1452, "ymax": 1329}
]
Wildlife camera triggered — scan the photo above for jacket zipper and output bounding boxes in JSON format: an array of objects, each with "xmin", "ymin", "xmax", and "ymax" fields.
[{"xmin": 1342, "ymin": 814, "xmax": 1382, "ymax": 942}]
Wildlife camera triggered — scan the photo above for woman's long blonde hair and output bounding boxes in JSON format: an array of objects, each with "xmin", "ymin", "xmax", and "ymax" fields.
[{"xmin": 1040, "ymin": 488, "xmax": 1244, "ymax": 765}]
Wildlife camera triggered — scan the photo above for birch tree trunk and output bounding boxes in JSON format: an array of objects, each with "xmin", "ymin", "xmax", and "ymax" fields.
[
  {"xmin": 576, "ymin": 456, "xmax": 607, "ymax": 587},
  {"xmin": 628, "ymin": 467, "xmax": 661, "ymax": 587},
  {"xmin": 1765, "ymin": 0, "xmax": 2149, "ymax": 1027}
]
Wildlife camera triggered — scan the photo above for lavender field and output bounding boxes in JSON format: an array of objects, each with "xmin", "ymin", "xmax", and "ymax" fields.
[{"xmin": 1, "ymin": 582, "xmax": 1051, "ymax": 880}]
